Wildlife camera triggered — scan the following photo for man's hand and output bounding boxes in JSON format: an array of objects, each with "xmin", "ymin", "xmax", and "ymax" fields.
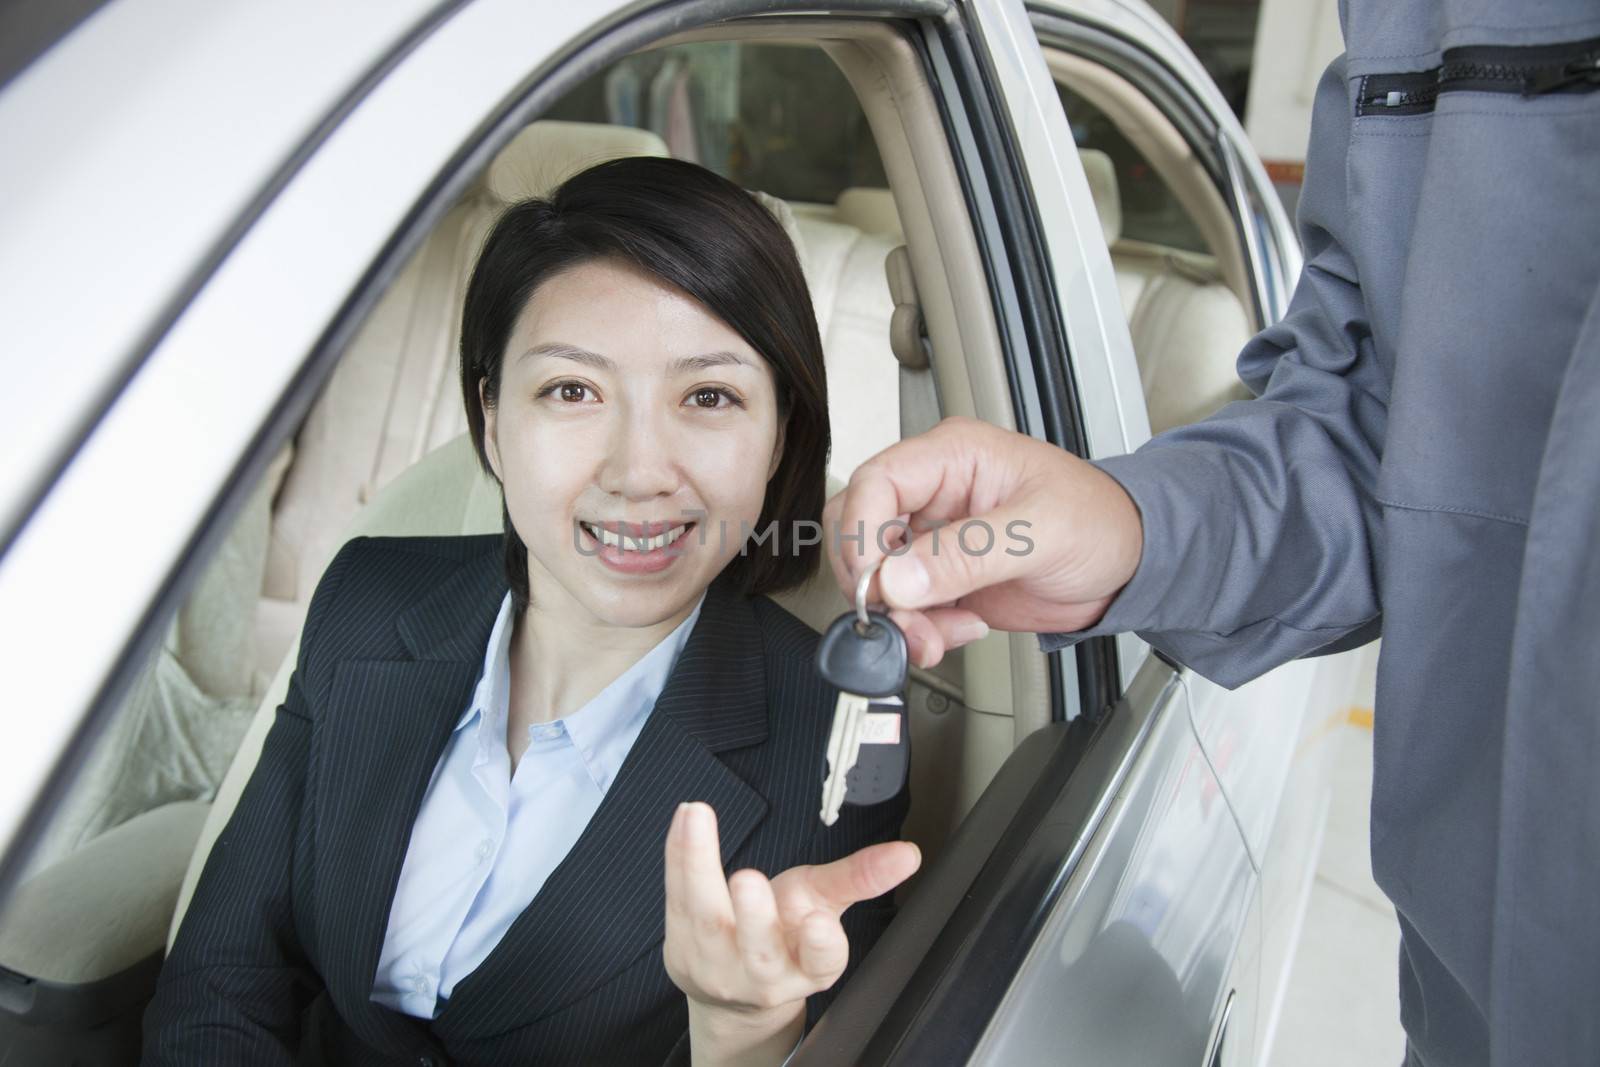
[
  {"xmin": 663, "ymin": 801, "xmax": 920, "ymax": 1066},
  {"xmin": 824, "ymin": 416, "xmax": 1144, "ymax": 667}
]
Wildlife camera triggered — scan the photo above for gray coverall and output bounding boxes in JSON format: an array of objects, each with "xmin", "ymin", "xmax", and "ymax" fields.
[{"xmin": 1039, "ymin": 3, "xmax": 1600, "ymax": 1065}]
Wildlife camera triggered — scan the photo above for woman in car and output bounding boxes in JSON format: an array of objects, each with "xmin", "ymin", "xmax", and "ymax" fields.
[{"xmin": 144, "ymin": 156, "xmax": 920, "ymax": 1066}]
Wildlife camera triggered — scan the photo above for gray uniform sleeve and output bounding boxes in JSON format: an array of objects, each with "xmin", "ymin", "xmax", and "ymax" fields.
[{"xmin": 1039, "ymin": 55, "xmax": 1386, "ymax": 689}]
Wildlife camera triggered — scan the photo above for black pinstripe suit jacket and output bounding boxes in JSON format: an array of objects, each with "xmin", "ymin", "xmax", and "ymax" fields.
[{"xmin": 143, "ymin": 533, "xmax": 908, "ymax": 1066}]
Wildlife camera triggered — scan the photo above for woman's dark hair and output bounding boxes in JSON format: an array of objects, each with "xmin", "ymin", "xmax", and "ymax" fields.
[{"xmin": 459, "ymin": 155, "xmax": 830, "ymax": 612}]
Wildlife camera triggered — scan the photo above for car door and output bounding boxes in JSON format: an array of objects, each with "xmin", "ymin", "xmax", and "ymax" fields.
[{"xmin": 1023, "ymin": 1, "xmax": 1367, "ymax": 1061}]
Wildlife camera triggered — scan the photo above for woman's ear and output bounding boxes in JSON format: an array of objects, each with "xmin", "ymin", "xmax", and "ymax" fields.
[
  {"xmin": 766, "ymin": 411, "xmax": 788, "ymax": 481},
  {"xmin": 479, "ymin": 377, "xmax": 504, "ymax": 482}
]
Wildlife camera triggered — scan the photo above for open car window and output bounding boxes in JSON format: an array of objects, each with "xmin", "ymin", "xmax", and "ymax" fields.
[{"xmin": 1055, "ymin": 80, "xmax": 1209, "ymax": 255}]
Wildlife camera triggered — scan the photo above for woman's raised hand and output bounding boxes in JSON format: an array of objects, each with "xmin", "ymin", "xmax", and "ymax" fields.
[{"xmin": 663, "ymin": 801, "xmax": 920, "ymax": 1066}]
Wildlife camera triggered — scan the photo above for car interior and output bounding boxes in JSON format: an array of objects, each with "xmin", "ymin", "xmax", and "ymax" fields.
[{"xmin": 0, "ymin": 18, "xmax": 1259, "ymax": 1062}]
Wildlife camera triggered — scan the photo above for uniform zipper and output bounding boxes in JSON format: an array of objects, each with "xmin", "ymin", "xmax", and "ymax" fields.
[{"xmin": 1357, "ymin": 34, "xmax": 1600, "ymax": 116}]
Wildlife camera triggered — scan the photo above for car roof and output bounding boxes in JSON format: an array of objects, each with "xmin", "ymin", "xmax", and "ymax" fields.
[{"xmin": 0, "ymin": 0, "xmax": 440, "ymax": 543}]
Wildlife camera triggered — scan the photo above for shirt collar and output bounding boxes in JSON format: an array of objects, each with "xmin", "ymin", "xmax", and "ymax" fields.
[{"xmin": 456, "ymin": 591, "xmax": 708, "ymax": 791}]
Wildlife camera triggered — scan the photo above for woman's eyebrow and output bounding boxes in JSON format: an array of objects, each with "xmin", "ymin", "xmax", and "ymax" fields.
[
  {"xmin": 519, "ymin": 344, "xmax": 754, "ymax": 374},
  {"xmin": 519, "ymin": 342, "xmax": 616, "ymax": 370},
  {"xmin": 667, "ymin": 351, "xmax": 755, "ymax": 374}
]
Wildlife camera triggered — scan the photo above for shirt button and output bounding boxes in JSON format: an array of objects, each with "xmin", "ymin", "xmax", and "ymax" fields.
[
  {"xmin": 475, "ymin": 838, "xmax": 494, "ymax": 864},
  {"xmin": 418, "ymin": 1055, "xmax": 440, "ymax": 1067},
  {"xmin": 411, "ymin": 975, "xmax": 431, "ymax": 995}
]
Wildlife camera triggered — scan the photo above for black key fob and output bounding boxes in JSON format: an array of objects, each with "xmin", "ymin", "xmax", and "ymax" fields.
[{"xmin": 816, "ymin": 610, "xmax": 911, "ymax": 808}]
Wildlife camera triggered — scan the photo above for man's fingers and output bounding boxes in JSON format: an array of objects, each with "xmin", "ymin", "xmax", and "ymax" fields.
[
  {"xmin": 888, "ymin": 607, "xmax": 985, "ymax": 669},
  {"xmin": 834, "ymin": 423, "xmax": 986, "ymax": 593},
  {"xmin": 877, "ymin": 502, "xmax": 1037, "ymax": 612},
  {"xmin": 822, "ymin": 490, "xmax": 851, "ymax": 603},
  {"xmin": 805, "ymin": 840, "xmax": 922, "ymax": 913},
  {"xmin": 887, "ymin": 608, "xmax": 943, "ymax": 670}
]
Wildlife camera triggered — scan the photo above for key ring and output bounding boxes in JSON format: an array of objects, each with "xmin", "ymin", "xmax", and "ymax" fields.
[{"xmin": 854, "ymin": 559, "xmax": 882, "ymax": 635}]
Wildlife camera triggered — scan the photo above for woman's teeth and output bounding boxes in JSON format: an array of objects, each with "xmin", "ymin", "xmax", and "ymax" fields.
[{"xmin": 582, "ymin": 522, "xmax": 691, "ymax": 552}]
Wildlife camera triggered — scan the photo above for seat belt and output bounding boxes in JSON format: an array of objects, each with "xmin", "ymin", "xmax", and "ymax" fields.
[{"xmin": 886, "ymin": 244, "xmax": 942, "ymax": 439}]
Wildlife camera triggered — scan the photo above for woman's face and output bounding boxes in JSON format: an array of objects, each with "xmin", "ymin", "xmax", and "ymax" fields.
[{"xmin": 481, "ymin": 257, "xmax": 786, "ymax": 629}]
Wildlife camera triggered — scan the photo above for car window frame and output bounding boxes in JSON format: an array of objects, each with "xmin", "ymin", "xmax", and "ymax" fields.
[{"xmin": 0, "ymin": 0, "xmax": 963, "ymax": 892}]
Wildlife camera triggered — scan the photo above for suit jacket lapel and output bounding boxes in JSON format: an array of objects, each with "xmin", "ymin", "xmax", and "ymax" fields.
[
  {"xmin": 313, "ymin": 542, "xmax": 506, "ymax": 1053},
  {"xmin": 433, "ymin": 573, "xmax": 771, "ymax": 1040}
]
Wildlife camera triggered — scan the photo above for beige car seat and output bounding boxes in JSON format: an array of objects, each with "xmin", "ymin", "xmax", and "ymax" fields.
[
  {"xmin": 834, "ymin": 186, "xmax": 903, "ymax": 239},
  {"xmin": 1078, "ymin": 148, "xmax": 1253, "ymax": 433}
]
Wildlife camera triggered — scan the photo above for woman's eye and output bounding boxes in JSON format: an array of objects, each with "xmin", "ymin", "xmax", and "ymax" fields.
[
  {"xmin": 688, "ymin": 387, "xmax": 741, "ymax": 409},
  {"xmin": 537, "ymin": 380, "xmax": 597, "ymax": 403}
]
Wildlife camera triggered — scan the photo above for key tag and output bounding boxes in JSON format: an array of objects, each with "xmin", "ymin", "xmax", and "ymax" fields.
[{"xmin": 815, "ymin": 559, "xmax": 912, "ymax": 811}]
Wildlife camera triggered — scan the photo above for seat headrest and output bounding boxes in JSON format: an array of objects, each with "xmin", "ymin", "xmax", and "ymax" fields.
[
  {"xmin": 483, "ymin": 120, "xmax": 807, "ymax": 292},
  {"xmin": 486, "ymin": 120, "xmax": 671, "ymax": 203},
  {"xmin": 1078, "ymin": 148, "xmax": 1122, "ymax": 246},
  {"xmin": 834, "ymin": 187, "xmax": 902, "ymax": 238}
]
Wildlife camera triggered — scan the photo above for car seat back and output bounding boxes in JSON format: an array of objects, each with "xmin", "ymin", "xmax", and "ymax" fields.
[{"xmin": 1079, "ymin": 148, "xmax": 1254, "ymax": 432}]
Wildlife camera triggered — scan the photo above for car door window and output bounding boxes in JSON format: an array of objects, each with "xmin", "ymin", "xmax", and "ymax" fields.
[
  {"xmin": 1041, "ymin": 45, "xmax": 1260, "ymax": 434},
  {"xmin": 1056, "ymin": 81, "xmax": 1208, "ymax": 254}
]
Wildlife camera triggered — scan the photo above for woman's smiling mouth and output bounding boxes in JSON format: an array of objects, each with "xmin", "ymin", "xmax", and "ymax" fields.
[{"xmin": 577, "ymin": 520, "xmax": 696, "ymax": 574}]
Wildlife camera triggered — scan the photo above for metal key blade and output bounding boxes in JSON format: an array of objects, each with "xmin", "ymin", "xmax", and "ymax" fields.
[
  {"xmin": 821, "ymin": 691, "xmax": 869, "ymax": 825},
  {"xmin": 816, "ymin": 561, "xmax": 911, "ymax": 825}
]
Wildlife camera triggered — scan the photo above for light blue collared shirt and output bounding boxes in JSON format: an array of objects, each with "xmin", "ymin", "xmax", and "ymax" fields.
[{"xmin": 371, "ymin": 590, "xmax": 705, "ymax": 1018}]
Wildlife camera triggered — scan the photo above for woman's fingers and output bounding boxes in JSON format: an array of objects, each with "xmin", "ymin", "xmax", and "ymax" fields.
[
  {"xmin": 794, "ymin": 911, "xmax": 850, "ymax": 981},
  {"xmin": 664, "ymin": 803, "xmax": 740, "ymax": 999},
  {"xmin": 729, "ymin": 868, "xmax": 813, "ymax": 1006},
  {"xmin": 666, "ymin": 804, "xmax": 919, "ymax": 1011},
  {"xmin": 804, "ymin": 840, "xmax": 922, "ymax": 913},
  {"xmin": 678, "ymin": 802, "xmax": 733, "ymax": 930},
  {"xmin": 665, "ymin": 802, "xmax": 733, "ymax": 948},
  {"xmin": 664, "ymin": 802, "xmax": 689, "ymax": 920}
]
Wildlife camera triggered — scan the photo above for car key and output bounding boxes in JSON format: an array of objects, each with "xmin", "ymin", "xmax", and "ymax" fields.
[{"xmin": 816, "ymin": 560, "xmax": 911, "ymax": 826}]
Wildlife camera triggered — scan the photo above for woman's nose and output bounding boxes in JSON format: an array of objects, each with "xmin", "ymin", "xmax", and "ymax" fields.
[{"xmin": 595, "ymin": 405, "xmax": 680, "ymax": 501}]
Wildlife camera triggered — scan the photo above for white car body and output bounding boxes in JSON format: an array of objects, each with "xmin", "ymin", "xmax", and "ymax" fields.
[{"xmin": 0, "ymin": 1, "xmax": 1367, "ymax": 1062}]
